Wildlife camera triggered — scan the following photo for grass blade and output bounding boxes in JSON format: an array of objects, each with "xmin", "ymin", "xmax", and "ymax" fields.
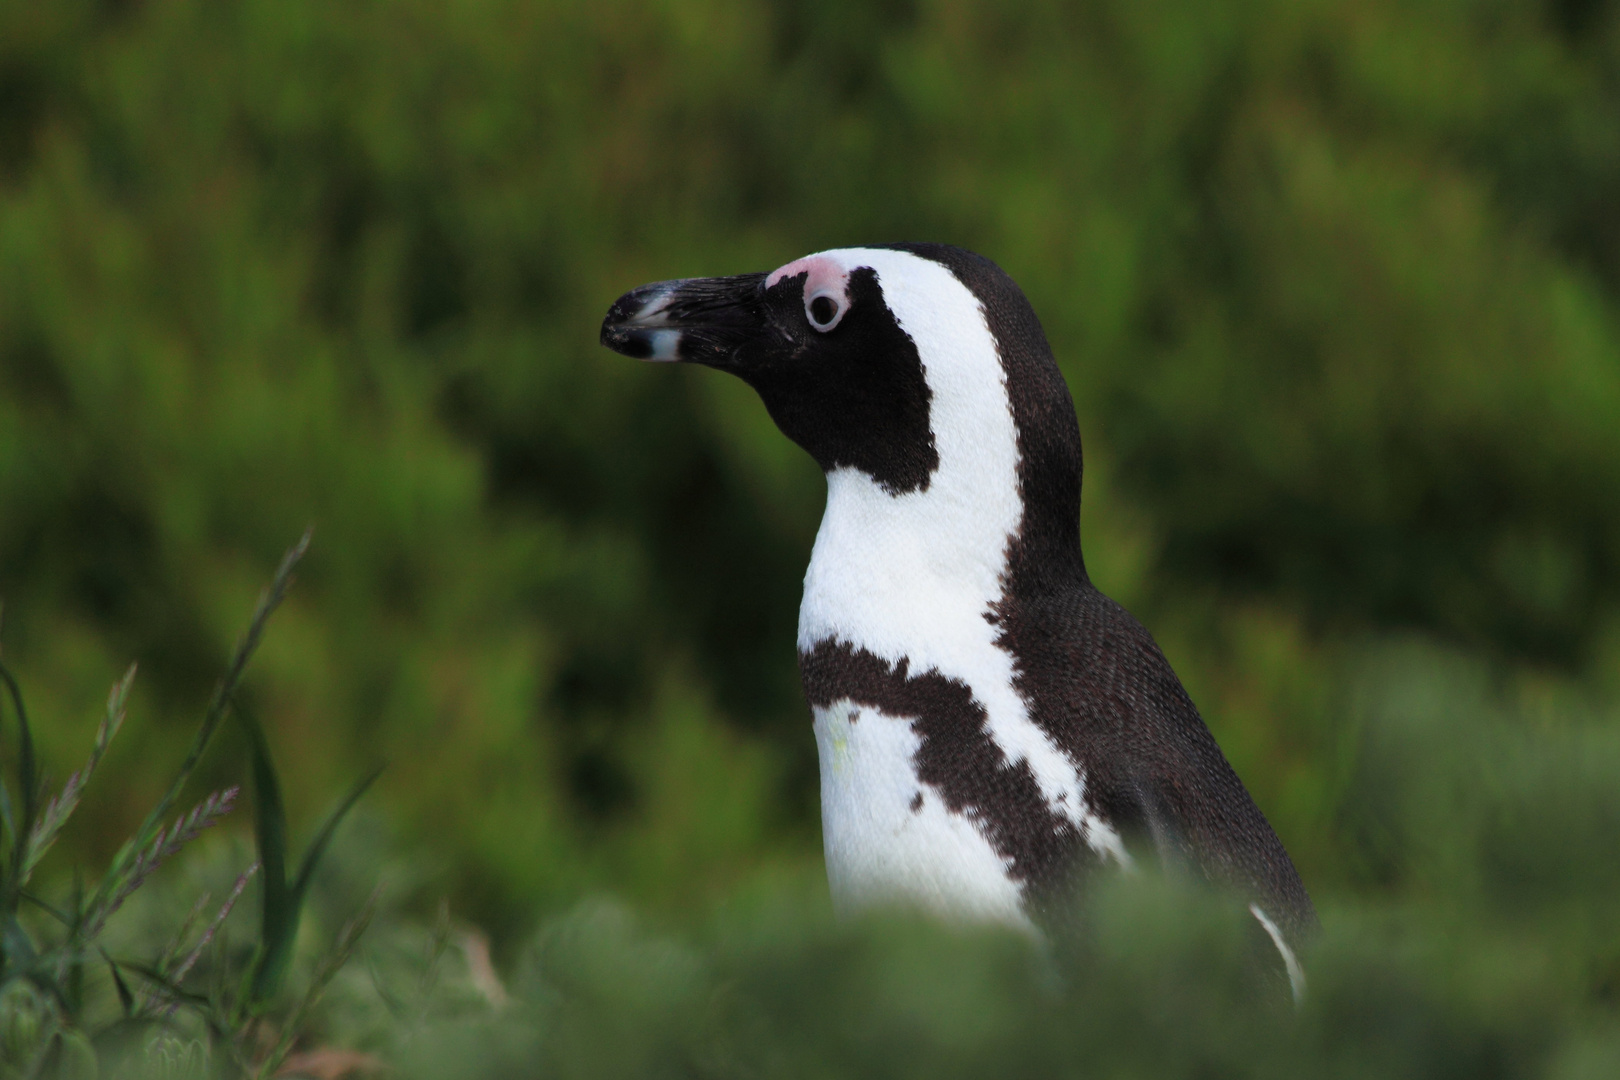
[
  {"xmin": 20, "ymin": 665, "xmax": 135, "ymax": 887},
  {"xmin": 119, "ymin": 960, "xmax": 216, "ymax": 1011},
  {"xmin": 86, "ymin": 529, "xmax": 310, "ymax": 924},
  {"xmin": 153, "ymin": 891, "xmax": 213, "ymax": 976},
  {"xmin": 291, "ymin": 762, "xmax": 385, "ymax": 903},
  {"xmin": 239, "ymin": 698, "xmax": 291, "ymax": 1006},
  {"xmin": 81, "ymin": 788, "xmax": 239, "ymax": 939},
  {"xmin": 240, "ymin": 683, "xmax": 382, "ymax": 1006},
  {"xmin": 0, "ymin": 778, "xmax": 14, "ymax": 860},
  {"xmin": 104, "ymin": 951, "xmax": 136, "ymax": 1017},
  {"xmin": 0, "ymin": 657, "xmax": 41, "ymax": 890},
  {"xmin": 18, "ymin": 892, "xmax": 72, "ymax": 928},
  {"xmin": 2, "ymin": 913, "xmax": 37, "ymax": 969},
  {"xmin": 254, "ymin": 887, "xmax": 380, "ymax": 1080},
  {"xmin": 172, "ymin": 863, "xmax": 257, "ymax": 991}
]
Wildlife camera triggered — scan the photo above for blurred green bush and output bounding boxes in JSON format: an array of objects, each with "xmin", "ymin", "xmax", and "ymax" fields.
[
  {"xmin": 2, "ymin": 0, "xmax": 1619, "ymax": 996},
  {"xmin": 352, "ymin": 642, "xmax": 1618, "ymax": 1079}
]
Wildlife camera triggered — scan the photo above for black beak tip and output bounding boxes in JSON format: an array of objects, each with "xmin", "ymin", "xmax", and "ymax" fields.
[
  {"xmin": 599, "ymin": 273, "xmax": 764, "ymax": 363},
  {"xmin": 600, "ymin": 287, "xmax": 658, "ymax": 358},
  {"xmin": 600, "ymin": 321, "xmax": 656, "ymax": 359}
]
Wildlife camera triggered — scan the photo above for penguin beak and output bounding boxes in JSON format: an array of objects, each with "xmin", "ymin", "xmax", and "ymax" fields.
[{"xmin": 599, "ymin": 273, "xmax": 769, "ymax": 366}]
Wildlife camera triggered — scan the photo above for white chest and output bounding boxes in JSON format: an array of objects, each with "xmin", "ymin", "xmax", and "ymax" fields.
[
  {"xmin": 813, "ymin": 698, "xmax": 1032, "ymax": 927},
  {"xmin": 802, "ymin": 474, "xmax": 1136, "ymax": 924}
]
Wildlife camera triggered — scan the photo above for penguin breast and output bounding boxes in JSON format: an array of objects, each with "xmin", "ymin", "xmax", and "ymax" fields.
[{"xmin": 813, "ymin": 698, "xmax": 1034, "ymax": 927}]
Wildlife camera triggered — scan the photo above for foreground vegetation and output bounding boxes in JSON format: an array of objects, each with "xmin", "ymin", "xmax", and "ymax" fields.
[
  {"xmin": 0, "ymin": 539, "xmax": 382, "ymax": 1078},
  {"xmin": 2, "ymin": 0, "xmax": 1619, "ymax": 1074},
  {"xmin": 0, "ymin": 542, "xmax": 1613, "ymax": 1077}
]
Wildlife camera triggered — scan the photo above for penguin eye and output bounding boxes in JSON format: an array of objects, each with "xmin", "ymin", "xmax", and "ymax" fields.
[{"xmin": 805, "ymin": 290, "xmax": 847, "ymax": 332}]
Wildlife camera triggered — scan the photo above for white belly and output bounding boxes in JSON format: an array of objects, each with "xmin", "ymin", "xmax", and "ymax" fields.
[{"xmin": 813, "ymin": 698, "xmax": 1033, "ymax": 929}]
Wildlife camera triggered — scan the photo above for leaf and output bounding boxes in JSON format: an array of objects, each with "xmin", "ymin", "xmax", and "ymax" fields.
[
  {"xmin": 0, "ymin": 660, "xmax": 35, "ymax": 898},
  {"xmin": 2, "ymin": 913, "xmax": 37, "ymax": 971},
  {"xmin": 0, "ymin": 778, "xmax": 14, "ymax": 863},
  {"xmin": 19, "ymin": 891, "xmax": 73, "ymax": 928},
  {"xmin": 238, "ymin": 701, "xmax": 292, "ymax": 1007},
  {"xmin": 291, "ymin": 762, "xmax": 385, "ymax": 908},
  {"xmin": 105, "ymin": 951, "xmax": 136, "ymax": 1017},
  {"xmin": 45, "ymin": 1029, "xmax": 98, "ymax": 1080},
  {"xmin": 0, "ymin": 658, "xmax": 40, "ymax": 891},
  {"xmin": 241, "ymin": 686, "xmax": 383, "ymax": 1006},
  {"xmin": 118, "ymin": 960, "xmax": 216, "ymax": 1011}
]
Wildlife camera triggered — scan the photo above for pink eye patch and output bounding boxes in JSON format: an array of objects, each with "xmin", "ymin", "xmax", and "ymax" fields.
[{"xmin": 766, "ymin": 255, "xmax": 850, "ymax": 298}]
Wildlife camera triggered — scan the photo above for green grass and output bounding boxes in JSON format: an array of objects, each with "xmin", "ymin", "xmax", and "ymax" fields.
[{"xmin": 0, "ymin": 537, "xmax": 378, "ymax": 1079}]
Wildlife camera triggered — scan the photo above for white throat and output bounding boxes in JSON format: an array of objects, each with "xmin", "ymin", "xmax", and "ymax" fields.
[{"xmin": 797, "ymin": 250, "xmax": 1023, "ymax": 663}]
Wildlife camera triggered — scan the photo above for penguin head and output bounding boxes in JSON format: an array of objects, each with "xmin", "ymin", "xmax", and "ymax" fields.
[{"xmin": 602, "ymin": 245, "xmax": 1082, "ymax": 548}]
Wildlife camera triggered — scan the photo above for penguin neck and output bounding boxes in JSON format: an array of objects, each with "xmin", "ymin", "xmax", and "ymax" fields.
[{"xmin": 796, "ymin": 378, "xmax": 1086, "ymax": 661}]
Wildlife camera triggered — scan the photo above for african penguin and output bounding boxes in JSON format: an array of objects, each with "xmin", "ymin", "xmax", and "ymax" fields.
[{"xmin": 601, "ymin": 244, "xmax": 1317, "ymax": 998}]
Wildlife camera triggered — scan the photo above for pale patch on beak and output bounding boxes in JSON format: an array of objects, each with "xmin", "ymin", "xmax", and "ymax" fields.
[
  {"xmin": 635, "ymin": 328, "xmax": 684, "ymax": 361},
  {"xmin": 600, "ymin": 285, "xmax": 684, "ymax": 361},
  {"xmin": 600, "ymin": 272, "xmax": 769, "ymax": 367}
]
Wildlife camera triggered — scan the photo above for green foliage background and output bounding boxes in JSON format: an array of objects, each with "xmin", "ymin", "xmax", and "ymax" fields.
[{"xmin": 2, "ymin": 0, "xmax": 1620, "ymax": 1068}]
